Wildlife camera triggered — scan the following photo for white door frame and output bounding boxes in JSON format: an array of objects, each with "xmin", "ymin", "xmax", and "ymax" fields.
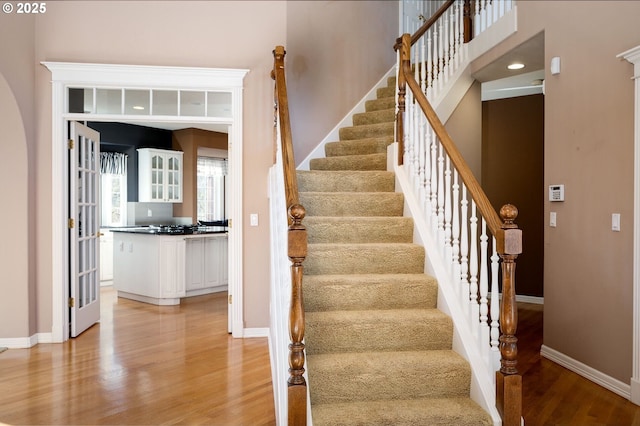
[
  {"xmin": 619, "ymin": 46, "xmax": 640, "ymax": 404},
  {"xmin": 42, "ymin": 62, "xmax": 248, "ymax": 342}
]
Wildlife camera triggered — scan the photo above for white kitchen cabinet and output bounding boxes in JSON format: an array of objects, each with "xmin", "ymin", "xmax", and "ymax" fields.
[
  {"xmin": 138, "ymin": 148, "xmax": 183, "ymax": 202},
  {"xmin": 185, "ymin": 235, "xmax": 228, "ymax": 296},
  {"xmin": 112, "ymin": 232, "xmax": 186, "ymax": 305}
]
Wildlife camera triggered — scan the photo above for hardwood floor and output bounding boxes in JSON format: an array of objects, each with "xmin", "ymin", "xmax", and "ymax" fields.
[
  {"xmin": 0, "ymin": 287, "xmax": 276, "ymax": 425},
  {"xmin": 3, "ymin": 292, "xmax": 640, "ymax": 425},
  {"xmin": 518, "ymin": 302, "xmax": 640, "ymax": 425}
]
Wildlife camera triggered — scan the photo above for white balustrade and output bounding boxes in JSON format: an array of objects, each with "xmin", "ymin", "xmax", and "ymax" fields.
[{"xmin": 397, "ymin": 0, "xmax": 516, "ymax": 383}]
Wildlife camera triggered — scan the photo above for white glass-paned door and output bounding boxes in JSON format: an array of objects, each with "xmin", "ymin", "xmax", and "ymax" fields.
[{"xmin": 69, "ymin": 122, "xmax": 101, "ymax": 337}]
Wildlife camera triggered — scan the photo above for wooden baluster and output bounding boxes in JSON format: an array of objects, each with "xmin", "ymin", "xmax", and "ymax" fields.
[
  {"xmin": 474, "ymin": 0, "xmax": 480, "ymax": 38},
  {"xmin": 451, "ymin": 170, "xmax": 461, "ymax": 300},
  {"xmin": 490, "ymin": 235, "xmax": 501, "ymax": 372},
  {"xmin": 442, "ymin": 10, "xmax": 450, "ymax": 84},
  {"xmin": 432, "ymin": 26, "xmax": 439, "ymax": 99},
  {"xmin": 417, "ymin": 98, "xmax": 427, "ymax": 205},
  {"xmin": 463, "ymin": 0, "xmax": 473, "ymax": 43},
  {"xmin": 496, "ymin": 203, "xmax": 522, "ymax": 426},
  {"xmin": 460, "ymin": 184, "xmax": 470, "ymax": 311},
  {"xmin": 424, "ymin": 124, "xmax": 433, "ymax": 216},
  {"xmin": 449, "ymin": 8, "xmax": 455, "ymax": 79},
  {"xmin": 469, "ymin": 200, "xmax": 479, "ymax": 334},
  {"xmin": 420, "ymin": 38, "xmax": 427, "ymax": 94},
  {"xmin": 287, "ymin": 203, "xmax": 307, "ymax": 426},
  {"xmin": 430, "ymin": 132, "xmax": 439, "ymax": 234},
  {"xmin": 444, "ymin": 156, "xmax": 453, "ymax": 264},
  {"xmin": 426, "ymin": 31, "xmax": 433, "ymax": 99},
  {"xmin": 479, "ymin": 218, "xmax": 490, "ymax": 364},
  {"xmin": 438, "ymin": 20, "xmax": 445, "ymax": 91},
  {"xmin": 437, "ymin": 143, "xmax": 445, "ymax": 251}
]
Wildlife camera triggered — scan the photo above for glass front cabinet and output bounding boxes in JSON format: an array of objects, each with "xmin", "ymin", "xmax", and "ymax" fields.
[{"xmin": 138, "ymin": 148, "xmax": 183, "ymax": 202}]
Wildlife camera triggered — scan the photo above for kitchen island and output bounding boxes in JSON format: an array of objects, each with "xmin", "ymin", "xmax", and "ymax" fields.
[{"xmin": 112, "ymin": 226, "xmax": 228, "ymax": 305}]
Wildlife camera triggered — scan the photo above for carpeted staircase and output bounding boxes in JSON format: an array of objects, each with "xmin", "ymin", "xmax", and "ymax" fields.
[{"xmin": 298, "ymin": 78, "xmax": 493, "ymax": 425}]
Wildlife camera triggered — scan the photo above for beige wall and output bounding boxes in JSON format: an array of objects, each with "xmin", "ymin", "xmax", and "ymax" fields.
[
  {"xmin": 472, "ymin": 1, "xmax": 640, "ymax": 383},
  {"xmin": 445, "ymin": 81, "xmax": 483, "ymax": 182},
  {"xmin": 286, "ymin": 1, "xmax": 398, "ymax": 164},
  {"xmin": 0, "ymin": 14, "xmax": 35, "ymax": 337},
  {"xmin": 0, "ymin": 0, "xmax": 398, "ymax": 338}
]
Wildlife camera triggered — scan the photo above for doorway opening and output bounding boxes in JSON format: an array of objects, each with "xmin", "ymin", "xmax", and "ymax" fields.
[{"xmin": 43, "ymin": 62, "xmax": 248, "ymax": 342}]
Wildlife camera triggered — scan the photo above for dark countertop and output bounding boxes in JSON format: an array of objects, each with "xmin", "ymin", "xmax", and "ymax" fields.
[{"xmin": 110, "ymin": 226, "xmax": 227, "ymax": 235}]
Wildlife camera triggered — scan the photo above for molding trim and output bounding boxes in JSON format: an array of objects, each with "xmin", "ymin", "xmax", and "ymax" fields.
[
  {"xmin": 243, "ymin": 327, "xmax": 269, "ymax": 338},
  {"xmin": 42, "ymin": 62, "xmax": 248, "ymax": 342},
  {"xmin": 618, "ymin": 45, "xmax": 640, "ymax": 402},
  {"xmin": 516, "ymin": 294, "xmax": 544, "ymax": 304},
  {"xmin": 0, "ymin": 332, "xmax": 53, "ymax": 348},
  {"xmin": 541, "ymin": 344, "xmax": 631, "ymax": 400}
]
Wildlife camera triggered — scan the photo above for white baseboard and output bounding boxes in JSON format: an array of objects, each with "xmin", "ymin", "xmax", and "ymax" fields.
[
  {"xmin": 541, "ymin": 344, "xmax": 631, "ymax": 400},
  {"xmin": 243, "ymin": 327, "xmax": 269, "ymax": 338},
  {"xmin": 516, "ymin": 295, "xmax": 544, "ymax": 304},
  {"xmin": 0, "ymin": 332, "xmax": 53, "ymax": 348}
]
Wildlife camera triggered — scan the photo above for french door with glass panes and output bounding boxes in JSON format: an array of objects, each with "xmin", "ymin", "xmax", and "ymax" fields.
[{"xmin": 69, "ymin": 122, "xmax": 101, "ymax": 337}]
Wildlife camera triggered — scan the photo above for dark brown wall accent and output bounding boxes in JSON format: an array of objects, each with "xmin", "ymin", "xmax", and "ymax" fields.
[
  {"xmin": 482, "ymin": 94, "xmax": 544, "ymax": 297},
  {"xmin": 172, "ymin": 128, "xmax": 228, "ymax": 222}
]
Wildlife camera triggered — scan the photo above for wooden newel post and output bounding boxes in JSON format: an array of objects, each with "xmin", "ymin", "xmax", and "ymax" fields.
[
  {"xmin": 287, "ymin": 203, "xmax": 307, "ymax": 426},
  {"xmin": 495, "ymin": 203, "xmax": 522, "ymax": 426}
]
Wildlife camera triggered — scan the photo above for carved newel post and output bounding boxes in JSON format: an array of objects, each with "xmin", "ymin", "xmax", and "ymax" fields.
[
  {"xmin": 287, "ymin": 203, "xmax": 307, "ymax": 426},
  {"xmin": 496, "ymin": 203, "xmax": 522, "ymax": 426}
]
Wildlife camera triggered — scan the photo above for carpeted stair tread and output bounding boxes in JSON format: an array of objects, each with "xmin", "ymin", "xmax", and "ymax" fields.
[
  {"xmin": 298, "ymin": 170, "xmax": 395, "ymax": 193},
  {"xmin": 324, "ymin": 136, "xmax": 393, "ymax": 157},
  {"xmin": 365, "ymin": 96, "xmax": 395, "ymax": 112},
  {"xmin": 307, "ymin": 350, "xmax": 471, "ymax": 404},
  {"xmin": 304, "ymin": 216, "xmax": 413, "ymax": 244},
  {"xmin": 376, "ymin": 85, "xmax": 396, "ymax": 99},
  {"xmin": 353, "ymin": 108, "xmax": 395, "ymax": 126},
  {"xmin": 311, "ymin": 397, "xmax": 493, "ymax": 426},
  {"xmin": 303, "ymin": 274, "xmax": 438, "ymax": 312},
  {"xmin": 339, "ymin": 122, "xmax": 394, "ymax": 141},
  {"xmin": 309, "ymin": 153, "xmax": 387, "ymax": 171},
  {"xmin": 305, "ymin": 308, "xmax": 453, "ymax": 354},
  {"xmin": 299, "ymin": 192, "xmax": 404, "ymax": 217},
  {"xmin": 299, "ymin": 70, "xmax": 492, "ymax": 424},
  {"xmin": 305, "ymin": 243, "xmax": 425, "ymax": 275}
]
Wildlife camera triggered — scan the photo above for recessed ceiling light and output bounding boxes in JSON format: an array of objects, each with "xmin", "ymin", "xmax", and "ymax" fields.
[
  {"xmin": 133, "ymin": 105, "xmax": 145, "ymax": 110},
  {"xmin": 507, "ymin": 63, "xmax": 525, "ymax": 70}
]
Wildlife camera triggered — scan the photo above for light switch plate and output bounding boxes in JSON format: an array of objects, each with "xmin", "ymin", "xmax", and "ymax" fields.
[
  {"xmin": 612, "ymin": 213, "xmax": 621, "ymax": 232},
  {"xmin": 550, "ymin": 212, "xmax": 557, "ymax": 227},
  {"xmin": 250, "ymin": 213, "xmax": 259, "ymax": 227}
]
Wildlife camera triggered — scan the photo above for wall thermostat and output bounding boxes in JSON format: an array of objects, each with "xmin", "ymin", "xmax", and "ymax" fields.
[{"xmin": 549, "ymin": 184, "xmax": 565, "ymax": 202}]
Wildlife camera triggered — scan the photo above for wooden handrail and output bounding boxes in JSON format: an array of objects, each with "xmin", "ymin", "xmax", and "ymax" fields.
[
  {"xmin": 272, "ymin": 45, "xmax": 308, "ymax": 426},
  {"xmin": 397, "ymin": 32, "xmax": 522, "ymax": 425},
  {"xmin": 394, "ymin": 0, "xmax": 455, "ymax": 51}
]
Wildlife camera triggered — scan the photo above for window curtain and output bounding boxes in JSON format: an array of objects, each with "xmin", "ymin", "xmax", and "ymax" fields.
[
  {"xmin": 100, "ymin": 152, "xmax": 128, "ymax": 175},
  {"xmin": 197, "ymin": 157, "xmax": 227, "ymax": 176}
]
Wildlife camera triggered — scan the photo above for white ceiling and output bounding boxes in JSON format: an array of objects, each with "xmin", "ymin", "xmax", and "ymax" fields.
[{"xmin": 475, "ymin": 32, "xmax": 546, "ymax": 101}]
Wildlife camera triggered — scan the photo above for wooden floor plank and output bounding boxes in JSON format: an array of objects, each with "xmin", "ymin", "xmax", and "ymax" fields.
[
  {"xmin": 4, "ymin": 293, "xmax": 640, "ymax": 425},
  {"xmin": 0, "ymin": 287, "xmax": 276, "ymax": 425}
]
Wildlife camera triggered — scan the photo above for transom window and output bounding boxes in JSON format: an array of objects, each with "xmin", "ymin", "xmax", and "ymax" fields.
[{"xmin": 68, "ymin": 88, "xmax": 232, "ymax": 118}]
